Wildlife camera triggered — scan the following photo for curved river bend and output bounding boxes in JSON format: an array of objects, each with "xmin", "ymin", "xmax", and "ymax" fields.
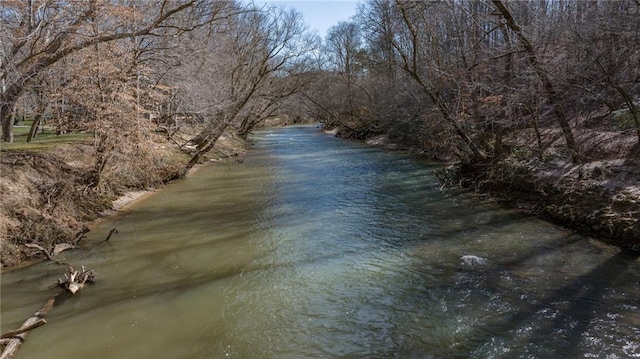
[{"xmin": 2, "ymin": 125, "xmax": 639, "ymax": 358}]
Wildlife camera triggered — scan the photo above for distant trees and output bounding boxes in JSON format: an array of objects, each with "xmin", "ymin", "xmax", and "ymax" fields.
[
  {"xmin": 491, "ymin": 0, "xmax": 580, "ymax": 160},
  {"xmin": 564, "ymin": 1, "xmax": 640, "ymax": 141},
  {"xmin": 326, "ymin": 20, "xmax": 365, "ymax": 93},
  {"xmin": 304, "ymin": 21, "xmax": 368, "ymax": 132},
  {"xmin": 304, "ymin": 0, "xmax": 640, "ymax": 163}
]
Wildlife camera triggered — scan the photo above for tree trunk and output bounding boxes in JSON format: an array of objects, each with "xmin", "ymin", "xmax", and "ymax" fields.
[
  {"xmin": 184, "ymin": 121, "xmax": 229, "ymax": 173},
  {"xmin": 237, "ymin": 121, "xmax": 252, "ymax": 139},
  {"xmin": 27, "ymin": 91, "xmax": 48, "ymax": 142},
  {"xmin": 394, "ymin": 1, "xmax": 485, "ymax": 163},
  {"xmin": 0, "ymin": 298, "xmax": 54, "ymax": 359},
  {"xmin": 0, "ymin": 266, "xmax": 95, "ymax": 359},
  {"xmin": 530, "ymin": 106, "xmax": 544, "ymax": 160},
  {"xmin": 87, "ymin": 133, "xmax": 112, "ymax": 188},
  {"xmin": 26, "ymin": 114, "xmax": 43, "ymax": 142},
  {"xmin": 492, "ymin": 0, "xmax": 582, "ymax": 162},
  {"xmin": 605, "ymin": 76, "xmax": 640, "ymax": 143},
  {"xmin": 1, "ymin": 103, "xmax": 15, "ymax": 143},
  {"xmin": 1, "ymin": 83, "xmax": 26, "ymax": 143},
  {"xmin": 185, "ymin": 96, "xmax": 256, "ymax": 172},
  {"xmin": 237, "ymin": 117, "xmax": 271, "ymax": 139},
  {"xmin": 0, "ymin": 320, "xmax": 46, "ymax": 340}
]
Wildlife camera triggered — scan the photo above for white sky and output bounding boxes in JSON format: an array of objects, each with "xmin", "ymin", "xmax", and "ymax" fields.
[{"xmin": 259, "ymin": 1, "xmax": 360, "ymax": 39}]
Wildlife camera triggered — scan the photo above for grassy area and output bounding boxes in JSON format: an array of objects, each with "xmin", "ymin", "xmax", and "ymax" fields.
[{"xmin": 1, "ymin": 123, "xmax": 93, "ymax": 151}]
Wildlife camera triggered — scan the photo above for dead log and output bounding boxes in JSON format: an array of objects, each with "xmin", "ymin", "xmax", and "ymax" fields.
[
  {"xmin": 104, "ymin": 227, "xmax": 118, "ymax": 242},
  {"xmin": 0, "ymin": 298, "xmax": 54, "ymax": 359},
  {"xmin": 72, "ymin": 226, "xmax": 90, "ymax": 244},
  {"xmin": 52, "ymin": 243, "xmax": 76, "ymax": 256},
  {"xmin": 24, "ymin": 243, "xmax": 68, "ymax": 265},
  {"xmin": 0, "ymin": 266, "xmax": 97, "ymax": 359},
  {"xmin": 0, "ymin": 319, "xmax": 46, "ymax": 339}
]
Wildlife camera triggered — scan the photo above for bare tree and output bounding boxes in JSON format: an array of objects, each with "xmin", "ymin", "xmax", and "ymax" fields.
[
  {"xmin": 390, "ymin": 0, "xmax": 487, "ymax": 161},
  {"xmin": 182, "ymin": 5, "xmax": 316, "ymax": 171},
  {"xmin": 0, "ymin": 0, "xmax": 233, "ymax": 142},
  {"xmin": 322, "ymin": 21, "xmax": 368, "ymax": 127},
  {"xmin": 491, "ymin": 0, "xmax": 582, "ymax": 161},
  {"xmin": 564, "ymin": 0, "xmax": 640, "ymax": 142}
]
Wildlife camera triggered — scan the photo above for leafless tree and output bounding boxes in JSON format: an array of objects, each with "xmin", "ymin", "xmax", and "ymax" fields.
[
  {"xmin": 491, "ymin": 0, "xmax": 582, "ymax": 161},
  {"xmin": 0, "ymin": 0, "xmax": 233, "ymax": 142},
  {"xmin": 182, "ymin": 5, "xmax": 316, "ymax": 170}
]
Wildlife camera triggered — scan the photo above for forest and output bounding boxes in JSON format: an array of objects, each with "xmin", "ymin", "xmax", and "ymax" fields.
[{"xmin": 1, "ymin": 0, "xmax": 639, "ymax": 268}]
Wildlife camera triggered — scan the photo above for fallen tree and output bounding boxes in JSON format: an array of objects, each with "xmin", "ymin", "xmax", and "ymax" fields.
[
  {"xmin": 0, "ymin": 266, "xmax": 95, "ymax": 359},
  {"xmin": 0, "ymin": 298, "xmax": 54, "ymax": 359}
]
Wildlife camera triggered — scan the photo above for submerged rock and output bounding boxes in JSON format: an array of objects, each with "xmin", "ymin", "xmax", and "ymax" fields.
[{"xmin": 460, "ymin": 255, "xmax": 489, "ymax": 266}]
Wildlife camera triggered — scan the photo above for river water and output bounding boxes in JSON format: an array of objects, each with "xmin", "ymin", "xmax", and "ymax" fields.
[{"xmin": 2, "ymin": 125, "xmax": 639, "ymax": 358}]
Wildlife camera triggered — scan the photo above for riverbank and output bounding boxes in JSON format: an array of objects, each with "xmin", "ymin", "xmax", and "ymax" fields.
[
  {"xmin": 0, "ymin": 131, "xmax": 247, "ymax": 269},
  {"xmin": 4, "ymin": 124, "xmax": 637, "ymax": 359},
  {"xmin": 331, "ymin": 125, "xmax": 640, "ymax": 250}
]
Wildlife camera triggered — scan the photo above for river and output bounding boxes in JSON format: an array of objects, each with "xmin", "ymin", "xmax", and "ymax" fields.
[{"xmin": 2, "ymin": 125, "xmax": 639, "ymax": 358}]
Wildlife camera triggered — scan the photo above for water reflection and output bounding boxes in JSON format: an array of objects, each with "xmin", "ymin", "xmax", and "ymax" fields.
[{"xmin": 2, "ymin": 125, "xmax": 639, "ymax": 359}]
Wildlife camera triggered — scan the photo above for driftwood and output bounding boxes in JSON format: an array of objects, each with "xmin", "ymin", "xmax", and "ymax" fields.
[
  {"xmin": 52, "ymin": 243, "xmax": 76, "ymax": 256},
  {"xmin": 0, "ymin": 266, "xmax": 95, "ymax": 359},
  {"xmin": 72, "ymin": 226, "xmax": 90, "ymax": 244},
  {"xmin": 0, "ymin": 266, "xmax": 96, "ymax": 359},
  {"xmin": 0, "ymin": 320, "xmax": 47, "ymax": 339},
  {"xmin": 0, "ymin": 298, "xmax": 54, "ymax": 359},
  {"xmin": 24, "ymin": 243, "xmax": 69, "ymax": 265},
  {"xmin": 104, "ymin": 227, "xmax": 118, "ymax": 242},
  {"xmin": 54, "ymin": 266, "xmax": 95, "ymax": 294}
]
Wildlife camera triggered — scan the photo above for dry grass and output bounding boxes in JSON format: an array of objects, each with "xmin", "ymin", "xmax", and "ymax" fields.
[{"xmin": 0, "ymin": 126, "xmax": 246, "ymax": 268}]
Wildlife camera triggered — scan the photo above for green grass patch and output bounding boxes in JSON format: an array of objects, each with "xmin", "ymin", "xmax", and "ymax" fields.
[
  {"xmin": 1, "ymin": 126, "xmax": 93, "ymax": 152},
  {"xmin": 12, "ymin": 125, "xmax": 30, "ymax": 135}
]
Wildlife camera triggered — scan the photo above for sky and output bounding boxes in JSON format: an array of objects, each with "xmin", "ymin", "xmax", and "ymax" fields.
[{"xmin": 260, "ymin": 1, "xmax": 359, "ymax": 39}]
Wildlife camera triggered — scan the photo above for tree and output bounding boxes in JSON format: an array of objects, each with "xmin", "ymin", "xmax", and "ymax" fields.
[
  {"xmin": 182, "ymin": 5, "xmax": 316, "ymax": 170},
  {"xmin": 491, "ymin": 0, "xmax": 582, "ymax": 162},
  {"xmin": 564, "ymin": 0, "xmax": 640, "ymax": 142},
  {"xmin": 388, "ymin": 0, "xmax": 486, "ymax": 161},
  {"xmin": 326, "ymin": 21, "xmax": 363, "ymax": 79},
  {"xmin": 0, "ymin": 0, "xmax": 232, "ymax": 142},
  {"xmin": 323, "ymin": 21, "xmax": 367, "ymax": 127},
  {"xmin": 357, "ymin": 0, "xmax": 398, "ymax": 80}
]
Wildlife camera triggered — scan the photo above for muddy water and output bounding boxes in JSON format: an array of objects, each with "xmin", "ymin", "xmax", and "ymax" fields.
[{"xmin": 2, "ymin": 125, "xmax": 639, "ymax": 358}]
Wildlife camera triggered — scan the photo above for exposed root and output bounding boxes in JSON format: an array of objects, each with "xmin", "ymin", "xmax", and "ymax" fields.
[{"xmin": 54, "ymin": 266, "xmax": 96, "ymax": 294}]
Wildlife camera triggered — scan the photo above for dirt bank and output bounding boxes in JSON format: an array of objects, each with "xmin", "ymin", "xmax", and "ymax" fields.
[
  {"xmin": 0, "ymin": 132, "xmax": 246, "ymax": 269},
  {"xmin": 0, "ymin": 148, "xmax": 181, "ymax": 268},
  {"xmin": 467, "ymin": 155, "xmax": 640, "ymax": 249}
]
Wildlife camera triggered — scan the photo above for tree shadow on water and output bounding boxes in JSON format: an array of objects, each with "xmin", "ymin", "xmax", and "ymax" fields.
[{"xmin": 467, "ymin": 249, "xmax": 640, "ymax": 358}]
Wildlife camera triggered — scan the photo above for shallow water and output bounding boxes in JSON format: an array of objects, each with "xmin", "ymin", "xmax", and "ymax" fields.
[{"xmin": 2, "ymin": 125, "xmax": 639, "ymax": 358}]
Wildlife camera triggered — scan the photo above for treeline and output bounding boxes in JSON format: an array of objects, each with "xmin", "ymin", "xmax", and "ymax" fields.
[
  {"xmin": 305, "ymin": 0, "xmax": 640, "ymax": 164},
  {"xmin": 1, "ymin": 0, "xmax": 318, "ymax": 182},
  {"xmin": 2, "ymin": 0, "xmax": 639, "ymax": 173}
]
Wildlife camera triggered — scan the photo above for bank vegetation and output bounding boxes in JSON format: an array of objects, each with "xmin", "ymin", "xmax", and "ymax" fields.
[
  {"xmin": 1, "ymin": 0, "xmax": 639, "ymax": 268},
  {"xmin": 1, "ymin": 0, "xmax": 314, "ymax": 267},
  {"xmin": 304, "ymin": 0, "xmax": 640, "ymax": 248}
]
